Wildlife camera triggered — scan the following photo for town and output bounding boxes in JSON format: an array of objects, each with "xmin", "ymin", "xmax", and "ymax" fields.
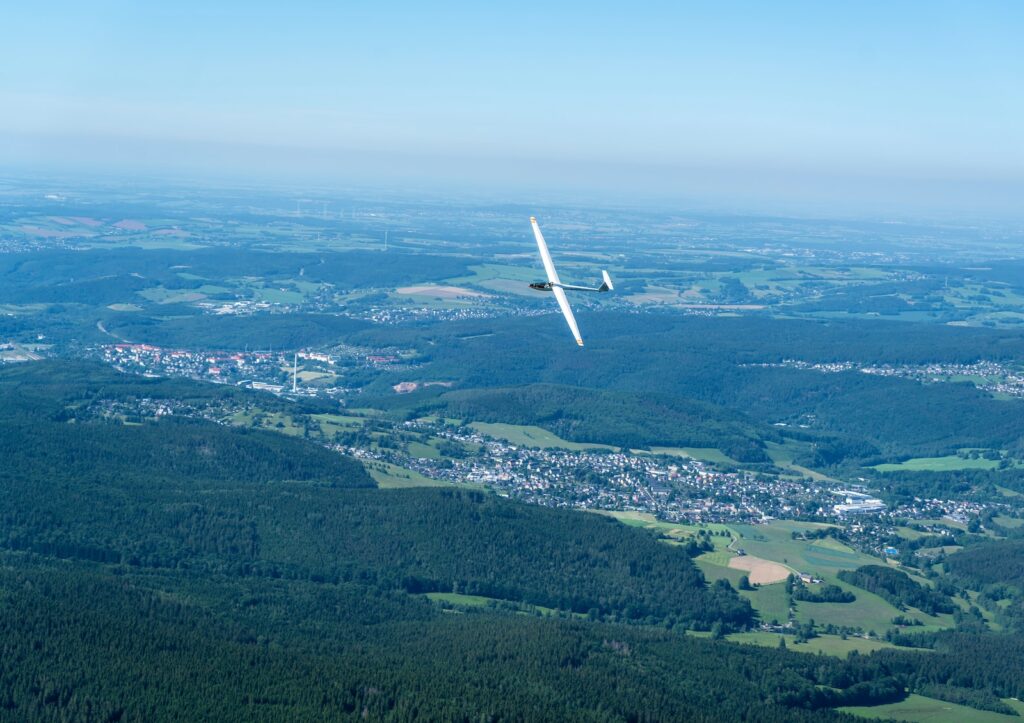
[
  {"xmin": 751, "ymin": 358, "xmax": 1024, "ymax": 398},
  {"xmin": 67, "ymin": 379, "xmax": 1013, "ymax": 564}
]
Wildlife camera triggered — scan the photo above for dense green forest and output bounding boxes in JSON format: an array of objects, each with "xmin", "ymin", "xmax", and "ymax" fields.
[
  {"xmin": 0, "ymin": 363, "xmax": 750, "ymax": 627},
  {"xmin": 0, "ymin": 361, "xmax": 1016, "ymax": 717},
  {"xmin": 836, "ymin": 566, "xmax": 956, "ymax": 616},
  {"xmin": 105, "ymin": 312, "xmax": 370, "ymax": 350},
  {"xmin": 0, "ymin": 557, "xmax": 896, "ymax": 722},
  {"xmin": 355, "ymin": 312, "xmax": 1024, "ymax": 468},
  {"xmin": 2, "ymin": 363, "xmax": 1024, "ymax": 718},
  {"xmin": 0, "ymin": 362, "xmax": 914, "ymax": 719},
  {"xmin": 872, "ymin": 468, "xmax": 1024, "ymax": 503},
  {"xmin": 945, "ymin": 539, "xmax": 1024, "ymax": 588},
  {"xmin": 409, "ymin": 383, "xmax": 771, "ymax": 461}
]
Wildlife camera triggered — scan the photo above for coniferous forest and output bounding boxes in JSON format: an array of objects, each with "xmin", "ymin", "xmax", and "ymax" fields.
[{"xmin": 1, "ymin": 362, "xmax": 1023, "ymax": 720}]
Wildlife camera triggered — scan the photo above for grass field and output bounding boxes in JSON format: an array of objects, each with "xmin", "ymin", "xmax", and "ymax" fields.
[
  {"xmin": 232, "ymin": 411, "xmax": 306, "ymax": 437},
  {"xmin": 740, "ymin": 581, "xmax": 792, "ymax": 624},
  {"xmin": 842, "ymin": 694, "xmax": 1024, "ymax": 722},
  {"xmin": 446, "ymin": 263, "xmax": 540, "ymax": 296},
  {"xmin": 698, "ymin": 549, "xmax": 737, "ymax": 567},
  {"xmin": 365, "ymin": 461, "xmax": 448, "ymax": 488},
  {"xmin": 596, "ymin": 512, "xmax": 736, "ymax": 546},
  {"xmin": 425, "ymin": 592, "xmax": 493, "ymax": 607},
  {"xmin": 406, "ymin": 440, "xmax": 443, "ymax": 459},
  {"xmin": 730, "ymin": 521, "xmax": 874, "ymax": 576},
  {"xmin": 424, "ymin": 591, "xmax": 578, "ymax": 618},
  {"xmin": 231, "ymin": 410, "xmax": 369, "ymax": 441},
  {"xmin": 644, "ymin": 446, "xmax": 740, "ymax": 465},
  {"xmin": 873, "ymin": 455, "xmax": 1002, "ymax": 472},
  {"xmin": 918, "ymin": 518, "xmax": 969, "ymax": 532},
  {"xmin": 765, "ymin": 439, "xmax": 835, "ymax": 481},
  {"xmin": 469, "ymin": 421, "xmax": 614, "ymax": 451},
  {"xmin": 723, "ymin": 521, "xmax": 954, "ymax": 632},
  {"xmin": 251, "ymin": 285, "xmax": 307, "ymax": 304},
  {"xmin": 696, "ymin": 556, "xmax": 746, "ymax": 585},
  {"xmin": 994, "ymin": 515, "xmax": 1024, "ymax": 528},
  {"xmin": 727, "ymin": 631, "xmax": 902, "ymax": 657},
  {"xmin": 794, "ymin": 579, "xmax": 911, "ymax": 631}
]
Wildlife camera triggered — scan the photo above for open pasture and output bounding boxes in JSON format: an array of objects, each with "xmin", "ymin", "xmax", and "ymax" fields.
[
  {"xmin": 731, "ymin": 521, "xmax": 875, "ymax": 576},
  {"xmin": 874, "ymin": 454, "xmax": 1003, "ymax": 472},
  {"xmin": 842, "ymin": 694, "xmax": 1024, "ymax": 723},
  {"xmin": 470, "ymin": 421, "xmax": 614, "ymax": 450},
  {"xmin": 728, "ymin": 631, "xmax": 903, "ymax": 657}
]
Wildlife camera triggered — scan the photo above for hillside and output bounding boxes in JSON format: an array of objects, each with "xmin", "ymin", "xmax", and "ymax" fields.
[
  {"xmin": 356, "ymin": 313, "xmax": 1024, "ymax": 466},
  {"xmin": 412, "ymin": 383, "xmax": 771, "ymax": 462},
  {"xmin": 0, "ymin": 362, "xmax": 751, "ymax": 627},
  {"xmin": 3, "ymin": 362, "xmax": 1024, "ymax": 718}
]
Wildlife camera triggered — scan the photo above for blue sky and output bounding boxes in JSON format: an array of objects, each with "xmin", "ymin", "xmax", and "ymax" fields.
[{"xmin": 1, "ymin": 1, "xmax": 1021, "ymax": 216}]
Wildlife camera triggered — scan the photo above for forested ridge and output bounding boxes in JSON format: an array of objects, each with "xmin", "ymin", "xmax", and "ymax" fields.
[
  {"xmin": 411, "ymin": 383, "xmax": 771, "ymax": 461},
  {"xmin": 945, "ymin": 539, "xmax": 1024, "ymax": 588},
  {"xmin": 0, "ymin": 559, "xmax": 873, "ymax": 722},
  {"xmin": 836, "ymin": 566, "xmax": 956, "ymax": 616},
  {"xmin": 0, "ymin": 364, "xmax": 750, "ymax": 627},
  {"xmin": 4, "ymin": 362, "xmax": 1024, "ymax": 720},
  {"xmin": 356, "ymin": 312, "xmax": 1024, "ymax": 468}
]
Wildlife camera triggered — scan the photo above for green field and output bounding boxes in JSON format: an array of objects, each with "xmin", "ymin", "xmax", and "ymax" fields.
[
  {"xmin": 446, "ymin": 263, "xmax": 540, "ymax": 296},
  {"xmin": 994, "ymin": 515, "xmax": 1024, "ymax": 528},
  {"xmin": 918, "ymin": 518, "xmax": 969, "ymax": 532},
  {"xmin": 842, "ymin": 694, "xmax": 1024, "ymax": 722},
  {"xmin": 730, "ymin": 521, "xmax": 874, "ymax": 576},
  {"xmin": 469, "ymin": 421, "xmax": 614, "ymax": 451},
  {"xmin": 740, "ymin": 581, "xmax": 792, "ymax": 624},
  {"xmin": 695, "ymin": 556, "xmax": 745, "ymax": 583},
  {"xmin": 312, "ymin": 412, "xmax": 365, "ymax": 427},
  {"xmin": 425, "ymin": 592, "xmax": 494, "ymax": 607},
  {"xmin": 231, "ymin": 411, "xmax": 306, "ymax": 436},
  {"xmin": 251, "ymin": 285, "xmax": 306, "ymax": 304},
  {"xmin": 873, "ymin": 454, "xmax": 1002, "ymax": 472},
  {"xmin": 406, "ymin": 440, "xmax": 443, "ymax": 459},
  {"xmin": 425, "ymin": 592, "xmax": 577, "ymax": 618},
  {"xmin": 597, "ymin": 512, "xmax": 736, "ymax": 546},
  {"xmin": 765, "ymin": 439, "xmax": 835, "ymax": 480},
  {"xmin": 727, "ymin": 631, "xmax": 902, "ymax": 657},
  {"xmin": 644, "ymin": 446, "xmax": 740, "ymax": 465},
  {"xmin": 365, "ymin": 461, "xmax": 448, "ymax": 489},
  {"xmin": 230, "ymin": 410, "xmax": 368, "ymax": 441},
  {"xmin": 723, "ymin": 521, "xmax": 953, "ymax": 632}
]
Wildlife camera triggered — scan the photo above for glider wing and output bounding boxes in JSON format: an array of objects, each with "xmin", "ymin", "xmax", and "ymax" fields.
[
  {"xmin": 552, "ymin": 284, "xmax": 584, "ymax": 347},
  {"xmin": 531, "ymin": 216, "xmax": 560, "ymax": 285}
]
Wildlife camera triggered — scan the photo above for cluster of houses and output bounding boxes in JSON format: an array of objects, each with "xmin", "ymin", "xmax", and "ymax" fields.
[
  {"xmin": 343, "ymin": 421, "xmax": 856, "ymax": 525},
  {"xmin": 752, "ymin": 358, "xmax": 1024, "ymax": 398}
]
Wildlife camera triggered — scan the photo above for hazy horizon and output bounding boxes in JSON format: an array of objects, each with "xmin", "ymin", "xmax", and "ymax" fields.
[{"xmin": 2, "ymin": 1, "xmax": 1022, "ymax": 220}]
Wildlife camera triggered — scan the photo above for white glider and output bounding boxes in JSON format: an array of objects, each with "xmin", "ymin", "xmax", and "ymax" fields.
[{"xmin": 529, "ymin": 216, "xmax": 613, "ymax": 346}]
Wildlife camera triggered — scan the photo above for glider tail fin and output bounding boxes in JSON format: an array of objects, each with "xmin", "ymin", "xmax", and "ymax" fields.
[{"xmin": 598, "ymin": 270, "xmax": 614, "ymax": 292}]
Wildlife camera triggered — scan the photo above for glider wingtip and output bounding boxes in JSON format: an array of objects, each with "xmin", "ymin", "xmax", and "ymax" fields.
[{"xmin": 576, "ymin": 339, "xmax": 584, "ymax": 347}]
